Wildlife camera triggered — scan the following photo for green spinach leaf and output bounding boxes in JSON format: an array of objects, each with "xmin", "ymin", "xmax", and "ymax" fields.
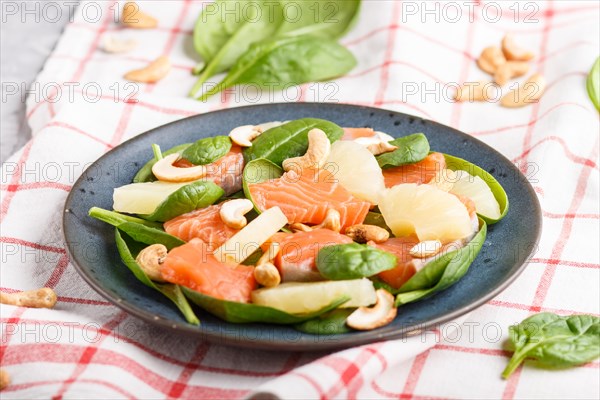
[
  {"xmin": 133, "ymin": 143, "xmax": 191, "ymax": 183},
  {"xmin": 115, "ymin": 229, "xmax": 200, "ymax": 325},
  {"xmin": 182, "ymin": 287, "xmax": 349, "ymax": 324},
  {"xmin": 241, "ymin": 247, "xmax": 263, "ymax": 266},
  {"xmin": 371, "ymin": 277, "xmax": 398, "ymax": 294},
  {"xmin": 180, "ymin": 136, "xmax": 232, "ymax": 165},
  {"xmin": 376, "ymin": 133, "xmax": 430, "ymax": 169},
  {"xmin": 191, "ymin": 0, "xmax": 361, "ymax": 96},
  {"xmin": 587, "ymin": 57, "xmax": 600, "ymax": 111},
  {"xmin": 502, "ymin": 313, "xmax": 600, "ymax": 379},
  {"xmin": 294, "ymin": 308, "xmax": 354, "ymax": 335},
  {"xmin": 443, "ymin": 153, "xmax": 509, "ymax": 224},
  {"xmin": 190, "ymin": 0, "xmax": 284, "ymax": 96},
  {"xmin": 193, "ymin": 0, "xmax": 244, "ymax": 64},
  {"xmin": 276, "ymin": 0, "xmax": 361, "ymax": 39},
  {"xmin": 139, "ymin": 181, "xmax": 224, "ymax": 222},
  {"xmin": 317, "ymin": 243, "xmax": 397, "ymax": 280},
  {"xmin": 243, "ymin": 158, "xmax": 283, "ymax": 187},
  {"xmin": 88, "ymin": 207, "xmax": 185, "ymax": 250},
  {"xmin": 243, "ymin": 118, "xmax": 344, "ymax": 166},
  {"xmin": 395, "ymin": 218, "xmax": 487, "ymax": 305},
  {"xmin": 88, "ymin": 207, "xmax": 162, "ymax": 229},
  {"xmin": 196, "ymin": 35, "xmax": 356, "ymax": 101}
]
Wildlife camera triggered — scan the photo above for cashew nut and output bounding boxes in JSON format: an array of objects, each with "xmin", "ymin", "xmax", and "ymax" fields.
[
  {"xmin": 502, "ymin": 34, "xmax": 535, "ymax": 61},
  {"xmin": 477, "ymin": 46, "xmax": 506, "ymax": 75},
  {"xmin": 317, "ymin": 209, "xmax": 341, "ymax": 232},
  {"xmin": 151, "ymin": 153, "xmax": 207, "ymax": 182},
  {"xmin": 346, "ymin": 289, "xmax": 397, "ymax": 330},
  {"xmin": 0, "ymin": 369, "xmax": 9, "ymax": 391},
  {"xmin": 289, "ymin": 222, "xmax": 313, "ymax": 232},
  {"xmin": 282, "ymin": 129, "xmax": 331, "ymax": 172},
  {"xmin": 122, "ymin": 1, "xmax": 158, "ymax": 29},
  {"xmin": 353, "ymin": 131, "xmax": 397, "ymax": 154},
  {"xmin": 369, "ymin": 141, "xmax": 398, "ymax": 155},
  {"xmin": 493, "ymin": 61, "xmax": 530, "ymax": 86},
  {"xmin": 219, "ymin": 199, "xmax": 254, "ymax": 229},
  {"xmin": 500, "ymin": 73, "xmax": 546, "ymax": 108},
  {"xmin": 102, "ymin": 35, "xmax": 138, "ymax": 54},
  {"xmin": 290, "ymin": 209, "xmax": 341, "ymax": 233},
  {"xmin": 124, "ymin": 56, "xmax": 171, "ymax": 83},
  {"xmin": 135, "ymin": 244, "xmax": 167, "ymax": 282},
  {"xmin": 345, "ymin": 224, "xmax": 389, "ymax": 244},
  {"xmin": 409, "ymin": 240, "xmax": 443, "ymax": 258},
  {"xmin": 254, "ymin": 263, "xmax": 281, "ymax": 288},
  {"xmin": 254, "ymin": 242, "xmax": 281, "ymax": 287},
  {"xmin": 354, "ymin": 136, "xmax": 398, "ymax": 155},
  {"xmin": 229, "ymin": 125, "xmax": 263, "ymax": 147},
  {"xmin": 229, "ymin": 121, "xmax": 286, "ymax": 147},
  {"xmin": 454, "ymin": 81, "xmax": 495, "ymax": 102},
  {"xmin": 0, "ymin": 288, "xmax": 57, "ymax": 309},
  {"xmin": 373, "ymin": 131, "xmax": 395, "ymax": 142},
  {"xmin": 428, "ymin": 169, "xmax": 457, "ymax": 192}
]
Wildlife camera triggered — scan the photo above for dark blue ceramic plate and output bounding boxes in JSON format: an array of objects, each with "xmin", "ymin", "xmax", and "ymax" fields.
[{"xmin": 63, "ymin": 103, "xmax": 541, "ymax": 351}]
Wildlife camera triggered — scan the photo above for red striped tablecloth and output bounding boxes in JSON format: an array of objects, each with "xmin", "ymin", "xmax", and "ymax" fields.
[{"xmin": 1, "ymin": 1, "xmax": 599, "ymax": 398}]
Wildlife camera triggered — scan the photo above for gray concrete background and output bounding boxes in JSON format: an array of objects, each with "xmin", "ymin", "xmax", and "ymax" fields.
[{"xmin": 1, "ymin": 2, "xmax": 75, "ymax": 162}]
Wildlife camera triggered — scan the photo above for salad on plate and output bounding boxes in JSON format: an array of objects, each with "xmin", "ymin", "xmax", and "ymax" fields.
[{"xmin": 89, "ymin": 118, "xmax": 508, "ymax": 334}]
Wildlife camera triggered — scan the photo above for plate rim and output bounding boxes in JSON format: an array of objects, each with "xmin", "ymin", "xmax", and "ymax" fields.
[{"xmin": 63, "ymin": 102, "xmax": 542, "ymax": 351}]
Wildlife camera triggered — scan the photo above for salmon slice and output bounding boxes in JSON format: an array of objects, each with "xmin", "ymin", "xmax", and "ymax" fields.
[
  {"xmin": 373, "ymin": 237, "xmax": 420, "ymax": 289},
  {"xmin": 266, "ymin": 229, "xmax": 354, "ymax": 282},
  {"xmin": 163, "ymin": 204, "xmax": 237, "ymax": 249},
  {"xmin": 341, "ymin": 127, "xmax": 376, "ymax": 140},
  {"xmin": 174, "ymin": 145, "xmax": 244, "ymax": 195},
  {"xmin": 161, "ymin": 238, "xmax": 256, "ymax": 303},
  {"xmin": 248, "ymin": 168, "xmax": 371, "ymax": 232},
  {"xmin": 383, "ymin": 152, "xmax": 446, "ymax": 187}
]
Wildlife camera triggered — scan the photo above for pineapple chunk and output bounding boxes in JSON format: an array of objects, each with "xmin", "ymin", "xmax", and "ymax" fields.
[
  {"xmin": 450, "ymin": 170, "xmax": 501, "ymax": 219},
  {"xmin": 326, "ymin": 140, "xmax": 386, "ymax": 204},
  {"xmin": 379, "ymin": 183, "xmax": 472, "ymax": 243},
  {"xmin": 113, "ymin": 181, "xmax": 190, "ymax": 214},
  {"xmin": 251, "ymin": 278, "xmax": 377, "ymax": 314},
  {"xmin": 213, "ymin": 207, "xmax": 288, "ymax": 265}
]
